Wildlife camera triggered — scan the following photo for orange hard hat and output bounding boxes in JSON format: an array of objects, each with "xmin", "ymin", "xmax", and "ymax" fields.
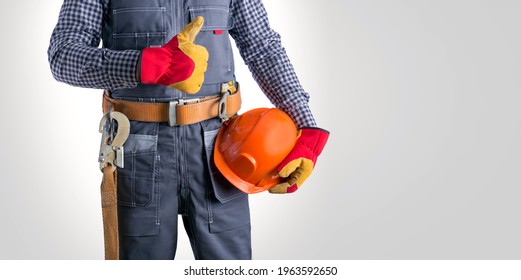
[{"xmin": 214, "ymin": 108, "xmax": 298, "ymax": 194}]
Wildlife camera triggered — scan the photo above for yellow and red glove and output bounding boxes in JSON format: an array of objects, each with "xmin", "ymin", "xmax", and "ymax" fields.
[
  {"xmin": 269, "ymin": 127, "xmax": 330, "ymax": 194},
  {"xmin": 140, "ymin": 16, "xmax": 208, "ymax": 94}
]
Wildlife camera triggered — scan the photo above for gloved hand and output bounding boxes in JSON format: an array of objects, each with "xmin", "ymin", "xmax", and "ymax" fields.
[
  {"xmin": 269, "ymin": 127, "xmax": 330, "ymax": 194},
  {"xmin": 140, "ymin": 16, "xmax": 209, "ymax": 94}
]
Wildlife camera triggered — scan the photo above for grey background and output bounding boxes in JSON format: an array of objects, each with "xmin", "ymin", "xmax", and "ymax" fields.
[{"xmin": 0, "ymin": 0, "xmax": 520, "ymax": 259}]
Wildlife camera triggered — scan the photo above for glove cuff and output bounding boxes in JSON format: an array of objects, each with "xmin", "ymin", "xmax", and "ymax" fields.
[
  {"xmin": 140, "ymin": 47, "xmax": 164, "ymax": 84},
  {"xmin": 299, "ymin": 127, "xmax": 330, "ymax": 157},
  {"xmin": 300, "ymin": 126, "xmax": 330, "ymax": 134}
]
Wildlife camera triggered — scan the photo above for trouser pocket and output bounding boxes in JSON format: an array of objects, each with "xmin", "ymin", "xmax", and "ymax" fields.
[
  {"xmin": 201, "ymin": 119, "xmax": 250, "ymax": 233},
  {"xmin": 117, "ymin": 133, "xmax": 160, "ymax": 237}
]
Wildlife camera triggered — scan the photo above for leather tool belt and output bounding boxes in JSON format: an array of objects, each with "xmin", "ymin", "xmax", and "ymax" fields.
[{"xmin": 102, "ymin": 83, "xmax": 241, "ymax": 126}]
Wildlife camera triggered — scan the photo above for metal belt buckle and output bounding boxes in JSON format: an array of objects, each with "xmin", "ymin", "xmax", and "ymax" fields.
[{"xmin": 168, "ymin": 98, "xmax": 200, "ymax": 126}]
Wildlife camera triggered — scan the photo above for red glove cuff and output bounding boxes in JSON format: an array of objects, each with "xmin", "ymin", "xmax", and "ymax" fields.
[
  {"xmin": 299, "ymin": 127, "xmax": 330, "ymax": 159},
  {"xmin": 277, "ymin": 127, "xmax": 330, "ymax": 172}
]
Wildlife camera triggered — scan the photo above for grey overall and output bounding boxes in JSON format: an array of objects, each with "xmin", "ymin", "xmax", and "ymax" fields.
[{"xmin": 102, "ymin": 0, "xmax": 251, "ymax": 259}]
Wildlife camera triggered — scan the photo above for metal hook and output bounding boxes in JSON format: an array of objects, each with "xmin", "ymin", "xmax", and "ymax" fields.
[
  {"xmin": 218, "ymin": 90, "xmax": 230, "ymax": 122},
  {"xmin": 98, "ymin": 111, "xmax": 130, "ymax": 172}
]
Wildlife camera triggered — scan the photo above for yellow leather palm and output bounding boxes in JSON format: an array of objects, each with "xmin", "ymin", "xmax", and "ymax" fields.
[
  {"xmin": 269, "ymin": 128, "xmax": 329, "ymax": 194},
  {"xmin": 269, "ymin": 158, "xmax": 314, "ymax": 194}
]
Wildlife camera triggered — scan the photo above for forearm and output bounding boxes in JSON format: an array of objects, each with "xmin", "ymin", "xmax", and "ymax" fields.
[
  {"xmin": 48, "ymin": 0, "xmax": 139, "ymax": 90},
  {"xmin": 48, "ymin": 36, "xmax": 139, "ymax": 90},
  {"xmin": 230, "ymin": 0, "xmax": 317, "ymax": 128},
  {"xmin": 246, "ymin": 42, "xmax": 317, "ymax": 128}
]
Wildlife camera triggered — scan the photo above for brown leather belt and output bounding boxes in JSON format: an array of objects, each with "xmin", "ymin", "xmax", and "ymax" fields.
[{"xmin": 102, "ymin": 86, "xmax": 241, "ymax": 126}]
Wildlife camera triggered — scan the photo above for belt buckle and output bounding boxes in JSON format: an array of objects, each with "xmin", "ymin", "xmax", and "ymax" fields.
[{"xmin": 168, "ymin": 98, "xmax": 200, "ymax": 126}]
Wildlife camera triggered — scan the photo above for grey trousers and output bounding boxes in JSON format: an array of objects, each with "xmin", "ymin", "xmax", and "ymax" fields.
[{"xmin": 116, "ymin": 118, "xmax": 251, "ymax": 259}]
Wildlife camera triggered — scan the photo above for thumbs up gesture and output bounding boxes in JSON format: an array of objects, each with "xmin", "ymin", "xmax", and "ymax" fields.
[{"xmin": 140, "ymin": 16, "xmax": 209, "ymax": 94}]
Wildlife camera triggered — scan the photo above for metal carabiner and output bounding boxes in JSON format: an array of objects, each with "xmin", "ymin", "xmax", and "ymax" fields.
[{"xmin": 98, "ymin": 111, "xmax": 130, "ymax": 172}]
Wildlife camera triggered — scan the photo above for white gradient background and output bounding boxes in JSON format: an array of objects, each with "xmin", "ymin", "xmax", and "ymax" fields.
[{"xmin": 1, "ymin": 0, "xmax": 520, "ymax": 259}]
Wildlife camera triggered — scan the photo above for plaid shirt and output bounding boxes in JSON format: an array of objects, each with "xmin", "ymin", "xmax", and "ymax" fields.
[{"xmin": 48, "ymin": 0, "xmax": 316, "ymax": 128}]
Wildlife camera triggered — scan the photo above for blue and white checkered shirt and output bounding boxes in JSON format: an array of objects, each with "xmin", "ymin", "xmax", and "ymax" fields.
[{"xmin": 48, "ymin": 0, "xmax": 317, "ymax": 128}]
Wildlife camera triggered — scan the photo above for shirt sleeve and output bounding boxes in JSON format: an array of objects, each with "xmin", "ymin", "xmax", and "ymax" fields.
[
  {"xmin": 48, "ymin": 0, "xmax": 140, "ymax": 90},
  {"xmin": 229, "ymin": 0, "xmax": 317, "ymax": 128}
]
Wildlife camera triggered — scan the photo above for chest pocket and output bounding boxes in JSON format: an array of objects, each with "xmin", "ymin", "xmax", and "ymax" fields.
[
  {"xmin": 109, "ymin": 0, "xmax": 169, "ymax": 50},
  {"xmin": 188, "ymin": 5, "xmax": 234, "ymax": 85}
]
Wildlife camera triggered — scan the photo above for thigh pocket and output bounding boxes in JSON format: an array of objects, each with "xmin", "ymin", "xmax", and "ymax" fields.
[
  {"xmin": 203, "ymin": 127, "xmax": 250, "ymax": 233},
  {"xmin": 117, "ymin": 134, "xmax": 160, "ymax": 236},
  {"xmin": 117, "ymin": 134, "xmax": 158, "ymax": 207}
]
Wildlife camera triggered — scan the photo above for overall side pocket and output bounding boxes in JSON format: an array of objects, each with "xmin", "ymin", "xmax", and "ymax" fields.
[{"xmin": 202, "ymin": 122, "xmax": 250, "ymax": 233}]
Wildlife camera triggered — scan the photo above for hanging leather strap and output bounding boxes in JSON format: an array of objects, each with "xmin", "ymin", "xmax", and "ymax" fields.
[{"xmin": 100, "ymin": 165, "xmax": 119, "ymax": 260}]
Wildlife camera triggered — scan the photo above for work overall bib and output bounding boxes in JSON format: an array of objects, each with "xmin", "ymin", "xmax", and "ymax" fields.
[{"xmin": 101, "ymin": 0, "xmax": 251, "ymax": 260}]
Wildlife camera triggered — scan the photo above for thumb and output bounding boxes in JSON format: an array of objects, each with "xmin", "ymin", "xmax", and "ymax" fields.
[
  {"xmin": 278, "ymin": 158, "xmax": 302, "ymax": 178},
  {"xmin": 268, "ymin": 182, "xmax": 290, "ymax": 194},
  {"xmin": 179, "ymin": 16, "xmax": 204, "ymax": 43}
]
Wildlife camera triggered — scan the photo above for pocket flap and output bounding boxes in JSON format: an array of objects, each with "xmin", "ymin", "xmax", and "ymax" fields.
[
  {"xmin": 189, "ymin": 6, "xmax": 231, "ymax": 31},
  {"xmin": 123, "ymin": 134, "xmax": 158, "ymax": 153},
  {"xmin": 203, "ymin": 129, "xmax": 246, "ymax": 203}
]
